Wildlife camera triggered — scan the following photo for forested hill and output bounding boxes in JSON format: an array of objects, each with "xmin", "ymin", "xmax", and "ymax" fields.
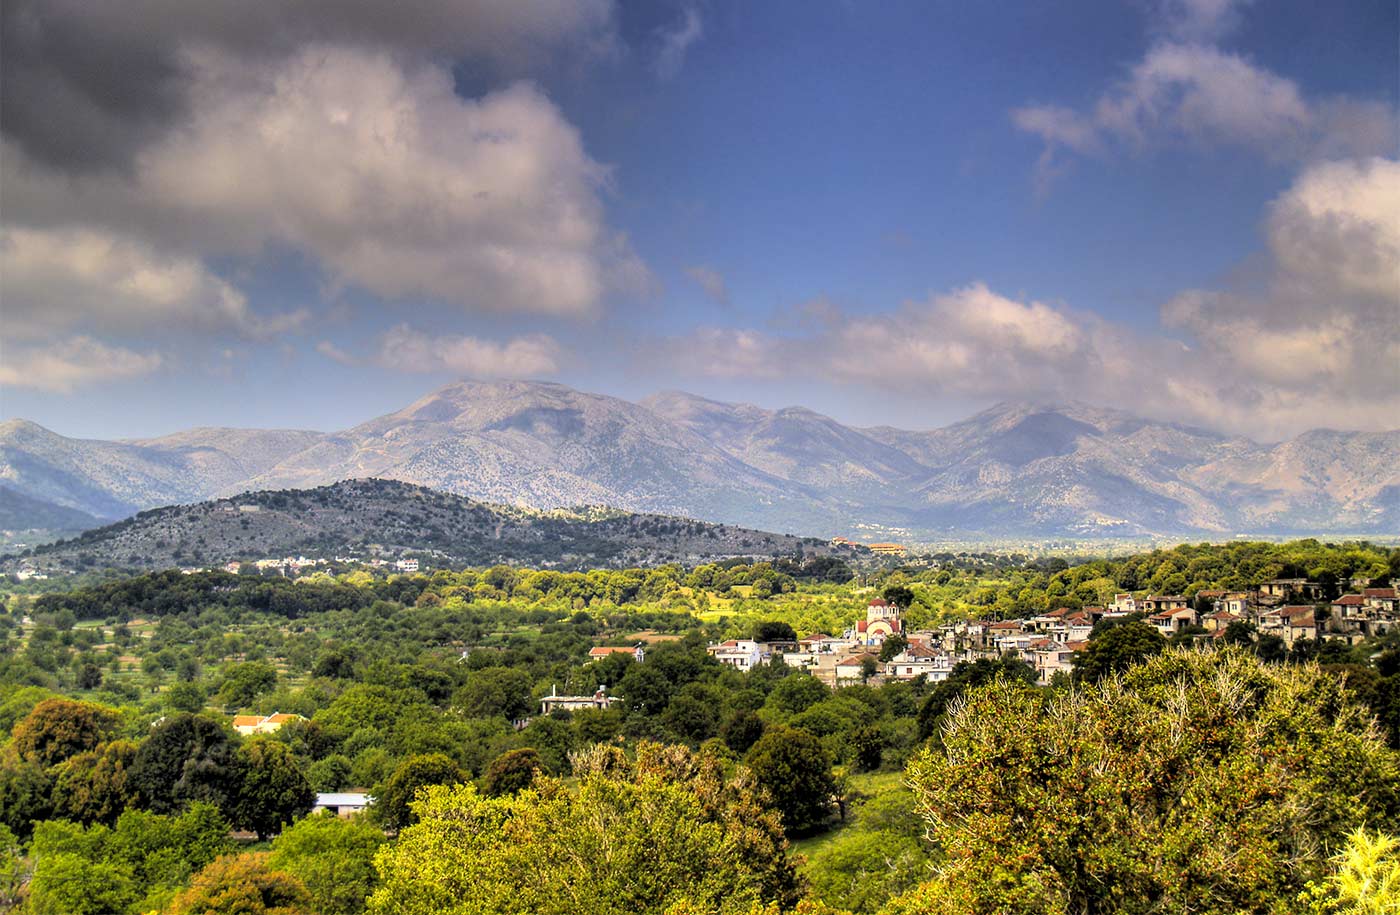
[{"xmin": 5, "ymin": 479, "xmax": 839, "ymax": 573}]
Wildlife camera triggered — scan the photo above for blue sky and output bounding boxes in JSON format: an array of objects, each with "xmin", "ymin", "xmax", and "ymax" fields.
[{"xmin": 2, "ymin": 0, "xmax": 1396, "ymax": 440}]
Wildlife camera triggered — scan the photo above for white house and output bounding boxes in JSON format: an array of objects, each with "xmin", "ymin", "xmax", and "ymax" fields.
[
  {"xmin": 707, "ymin": 639, "xmax": 766, "ymax": 671},
  {"xmin": 313, "ymin": 793, "xmax": 373, "ymax": 818},
  {"xmin": 540, "ymin": 686, "xmax": 620, "ymax": 715}
]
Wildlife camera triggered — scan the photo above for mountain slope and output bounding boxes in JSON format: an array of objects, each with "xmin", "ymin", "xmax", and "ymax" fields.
[
  {"xmin": 0, "ymin": 419, "xmax": 323, "ymax": 519},
  {"xmin": 6, "ymin": 479, "xmax": 833, "ymax": 572},
  {"xmin": 238, "ymin": 382, "xmax": 830, "ymax": 532},
  {"xmin": 2, "ymin": 384, "xmax": 1396, "ymax": 540}
]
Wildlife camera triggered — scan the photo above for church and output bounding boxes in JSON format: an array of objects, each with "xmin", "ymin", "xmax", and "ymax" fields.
[{"xmin": 847, "ymin": 597, "xmax": 904, "ymax": 646}]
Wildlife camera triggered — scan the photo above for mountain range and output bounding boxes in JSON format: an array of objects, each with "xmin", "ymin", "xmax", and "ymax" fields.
[{"xmin": 2, "ymin": 380, "xmax": 1396, "ymax": 542}]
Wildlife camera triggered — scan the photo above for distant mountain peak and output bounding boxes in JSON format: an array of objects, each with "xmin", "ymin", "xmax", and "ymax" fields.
[{"xmin": 3, "ymin": 381, "xmax": 1396, "ymax": 542}]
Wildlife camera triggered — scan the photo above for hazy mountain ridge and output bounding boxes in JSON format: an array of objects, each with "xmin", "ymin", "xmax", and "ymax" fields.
[
  {"xmin": 5, "ymin": 478, "xmax": 833, "ymax": 572},
  {"xmin": 2, "ymin": 382, "xmax": 1396, "ymax": 540}
]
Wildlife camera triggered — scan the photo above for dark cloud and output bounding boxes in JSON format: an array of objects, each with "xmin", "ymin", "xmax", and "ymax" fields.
[
  {"xmin": 1, "ymin": 0, "xmax": 188, "ymax": 171},
  {"xmin": 0, "ymin": 0, "xmax": 616, "ymax": 173}
]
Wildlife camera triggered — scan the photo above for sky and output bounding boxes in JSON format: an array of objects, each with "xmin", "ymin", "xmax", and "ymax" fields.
[{"xmin": 1, "ymin": 0, "xmax": 1396, "ymax": 442}]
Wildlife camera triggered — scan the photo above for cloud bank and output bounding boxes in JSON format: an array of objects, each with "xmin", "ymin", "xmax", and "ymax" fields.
[{"xmin": 663, "ymin": 158, "xmax": 1400, "ymax": 439}]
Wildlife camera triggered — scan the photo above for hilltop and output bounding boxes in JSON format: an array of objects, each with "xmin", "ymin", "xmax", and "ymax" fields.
[{"xmin": 6, "ymin": 478, "xmax": 838, "ymax": 573}]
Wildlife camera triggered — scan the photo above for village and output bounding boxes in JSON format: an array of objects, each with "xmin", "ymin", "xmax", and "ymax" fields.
[{"xmin": 699, "ymin": 578, "xmax": 1400, "ymax": 688}]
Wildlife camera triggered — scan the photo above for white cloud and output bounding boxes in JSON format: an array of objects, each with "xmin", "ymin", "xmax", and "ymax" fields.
[
  {"xmin": 1014, "ymin": 43, "xmax": 1395, "ymax": 184},
  {"xmin": 1162, "ymin": 156, "xmax": 1400, "ymax": 408},
  {"xmin": 1151, "ymin": 0, "xmax": 1252, "ymax": 42},
  {"xmin": 6, "ymin": 47, "xmax": 644, "ymax": 319},
  {"xmin": 684, "ymin": 265, "xmax": 730, "ymax": 306},
  {"xmin": 323, "ymin": 324, "xmax": 562, "ymax": 378},
  {"xmin": 655, "ymin": 7, "xmax": 704, "ymax": 79},
  {"xmin": 1266, "ymin": 157, "xmax": 1400, "ymax": 303},
  {"xmin": 0, "ymin": 226, "xmax": 305, "ymax": 341},
  {"xmin": 663, "ymin": 158, "xmax": 1400, "ymax": 442},
  {"xmin": 0, "ymin": 337, "xmax": 163, "ymax": 393}
]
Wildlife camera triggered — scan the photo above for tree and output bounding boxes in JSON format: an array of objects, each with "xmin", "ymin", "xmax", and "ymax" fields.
[
  {"xmin": 50, "ymin": 739, "xmax": 137, "ymax": 825},
  {"xmin": 11, "ymin": 697, "xmax": 120, "ymax": 767},
  {"xmin": 166, "ymin": 681, "xmax": 207, "ymax": 714},
  {"xmin": 453, "ymin": 667, "xmax": 534, "ymax": 720},
  {"xmin": 374, "ymin": 753, "xmax": 465, "ymax": 831},
  {"xmin": 25, "ymin": 804, "xmax": 231, "ymax": 915},
  {"xmin": 270, "ymin": 813, "xmax": 386, "ymax": 915},
  {"xmin": 916, "ymin": 657, "xmax": 1036, "ymax": 741},
  {"xmin": 753, "ymin": 621, "xmax": 797, "ymax": 643},
  {"xmin": 720, "ymin": 709, "xmax": 766, "ymax": 755},
  {"xmin": 764, "ymin": 673, "xmax": 829, "ymax": 718},
  {"xmin": 482, "ymin": 748, "xmax": 542, "ymax": 797},
  {"xmin": 25, "ymin": 853, "xmax": 136, "ymax": 915},
  {"xmin": 1071, "ymin": 620, "xmax": 1166, "ymax": 684},
  {"xmin": 1299, "ymin": 828, "xmax": 1400, "ymax": 914},
  {"xmin": 893, "ymin": 648, "xmax": 1400, "ymax": 915},
  {"xmin": 219, "ymin": 661, "xmax": 278, "ymax": 708},
  {"xmin": 168, "ymin": 852, "xmax": 312, "ymax": 915},
  {"xmin": 0, "ymin": 826, "xmax": 24, "ymax": 912},
  {"xmin": 877, "ymin": 634, "xmax": 908, "ymax": 663},
  {"xmin": 745, "ymin": 725, "xmax": 837, "ymax": 835},
  {"xmin": 128, "ymin": 713, "xmax": 237, "ymax": 814},
  {"xmin": 369, "ymin": 743, "xmax": 800, "ymax": 915},
  {"xmin": 0, "ymin": 755, "xmax": 53, "ymax": 837},
  {"xmin": 230, "ymin": 739, "xmax": 315, "ymax": 840},
  {"xmin": 882, "ymin": 585, "xmax": 915, "ymax": 609}
]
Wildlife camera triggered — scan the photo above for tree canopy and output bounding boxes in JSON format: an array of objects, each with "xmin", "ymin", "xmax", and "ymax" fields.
[{"xmin": 895, "ymin": 648, "xmax": 1400, "ymax": 915}]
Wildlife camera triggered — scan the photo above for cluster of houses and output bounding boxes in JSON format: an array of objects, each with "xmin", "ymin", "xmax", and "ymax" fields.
[
  {"xmin": 222, "ymin": 555, "xmax": 421, "ymax": 575},
  {"xmin": 700, "ymin": 580, "xmax": 1400, "ymax": 688}
]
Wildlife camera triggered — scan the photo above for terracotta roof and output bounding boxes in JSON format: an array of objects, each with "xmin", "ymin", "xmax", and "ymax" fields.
[
  {"xmin": 232, "ymin": 715, "xmax": 261, "ymax": 727},
  {"xmin": 1278, "ymin": 605, "xmax": 1315, "ymax": 621},
  {"xmin": 589, "ymin": 646, "xmax": 637, "ymax": 657},
  {"xmin": 1332, "ymin": 595, "xmax": 1365, "ymax": 606},
  {"xmin": 867, "ymin": 598, "xmax": 890, "ymax": 607},
  {"xmin": 1364, "ymin": 588, "xmax": 1397, "ymax": 598}
]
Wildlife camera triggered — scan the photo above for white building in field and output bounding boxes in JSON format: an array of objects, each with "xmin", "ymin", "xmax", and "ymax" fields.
[
  {"xmin": 313, "ymin": 793, "xmax": 373, "ymax": 818},
  {"xmin": 540, "ymin": 686, "xmax": 619, "ymax": 715},
  {"xmin": 395, "ymin": 558, "xmax": 420, "ymax": 573}
]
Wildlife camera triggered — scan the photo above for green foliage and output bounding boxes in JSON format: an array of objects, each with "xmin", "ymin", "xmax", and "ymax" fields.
[
  {"xmin": 26, "ymin": 803, "xmax": 231, "ymax": 915},
  {"xmin": 270, "ymin": 812, "xmax": 387, "ymax": 915},
  {"xmin": 1299, "ymin": 829, "xmax": 1400, "ymax": 914},
  {"xmin": 374, "ymin": 753, "xmax": 466, "ymax": 831},
  {"xmin": 50, "ymin": 738, "xmax": 138, "ymax": 825},
  {"xmin": 916, "ymin": 657, "xmax": 1036, "ymax": 741},
  {"xmin": 0, "ymin": 754, "xmax": 53, "ymax": 837},
  {"xmin": 230, "ymin": 738, "xmax": 315, "ymax": 839},
  {"xmin": 754, "ymin": 620, "xmax": 798, "ymax": 642},
  {"xmin": 876, "ymin": 634, "xmax": 907, "ymax": 663},
  {"xmin": 219, "ymin": 661, "xmax": 278, "ymax": 707},
  {"xmin": 10, "ymin": 696, "xmax": 120, "ymax": 767},
  {"xmin": 168, "ymin": 852, "xmax": 312, "ymax": 915},
  {"xmin": 0, "ymin": 825, "xmax": 24, "ymax": 911},
  {"xmin": 897, "ymin": 648, "xmax": 1400, "ymax": 915},
  {"xmin": 453, "ymin": 666, "xmax": 534, "ymax": 720},
  {"xmin": 369, "ymin": 742, "xmax": 800, "ymax": 915},
  {"xmin": 482, "ymin": 747, "xmax": 542, "ymax": 797},
  {"xmin": 128, "ymin": 713, "xmax": 237, "ymax": 815},
  {"xmin": 746, "ymin": 725, "xmax": 837, "ymax": 835},
  {"xmin": 1070, "ymin": 619, "xmax": 1166, "ymax": 684}
]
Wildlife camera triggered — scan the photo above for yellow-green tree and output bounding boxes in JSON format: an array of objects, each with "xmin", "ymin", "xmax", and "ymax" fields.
[
  {"xmin": 369, "ymin": 742, "xmax": 801, "ymax": 915},
  {"xmin": 892, "ymin": 648, "xmax": 1400, "ymax": 915}
]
